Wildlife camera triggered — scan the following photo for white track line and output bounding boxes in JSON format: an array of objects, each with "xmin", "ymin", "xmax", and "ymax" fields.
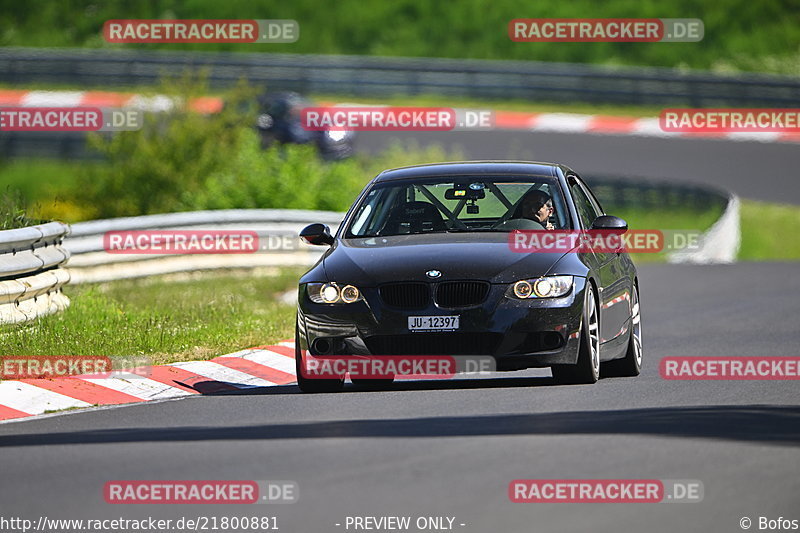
[
  {"xmin": 219, "ymin": 349, "xmax": 296, "ymax": 376},
  {"xmin": 81, "ymin": 373, "xmax": 193, "ymax": 401},
  {"xmin": 0, "ymin": 381, "xmax": 91, "ymax": 414},
  {"xmin": 169, "ymin": 361, "xmax": 277, "ymax": 387},
  {"xmin": 532, "ymin": 113, "xmax": 594, "ymax": 133},
  {"xmin": 23, "ymin": 91, "xmax": 85, "ymax": 107}
]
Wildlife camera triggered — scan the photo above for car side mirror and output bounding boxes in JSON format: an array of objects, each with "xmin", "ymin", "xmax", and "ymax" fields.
[
  {"xmin": 300, "ymin": 223, "xmax": 335, "ymax": 246},
  {"xmin": 591, "ymin": 215, "xmax": 628, "ymax": 231}
]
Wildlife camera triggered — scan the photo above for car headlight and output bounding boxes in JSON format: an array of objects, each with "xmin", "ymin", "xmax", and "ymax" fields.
[
  {"xmin": 509, "ymin": 275, "xmax": 573, "ymax": 299},
  {"xmin": 307, "ymin": 282, "xmax": 362, "ymax": 304},
  {"xmin": 325, "ymin": 129, "xmax": 349, "ymax": 142}
]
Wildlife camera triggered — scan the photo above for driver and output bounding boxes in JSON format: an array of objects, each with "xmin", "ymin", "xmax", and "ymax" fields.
[{"xmin": 518, "ymin": 190, "xmax": 555, "ymax": 230}]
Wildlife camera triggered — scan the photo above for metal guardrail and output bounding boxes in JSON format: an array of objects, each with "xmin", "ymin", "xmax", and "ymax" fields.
[
  {"xmin": 669, "ymin": 194, "xmax": 740, "ymax": 264},
  {"xmin": 64, "ymin": 209, "xmax": 343, "ymax": 284},
  {"xmin": 1, "ymin": 47, "xmax": 799, "ymax": 107},
  {"xmin": 585, "ymin": 176, "xmax": 729, "ymax": 212},
  {"xmin": 0, "ymin": 222, "xmax": 71, "ymax": 324},
  {"xmin": 62, "ymin": 178, "xmax": 733, "ymax": 284},
  {"xmin": 588, "ymin": 176, "xmax": 739, "ymax": 262}
]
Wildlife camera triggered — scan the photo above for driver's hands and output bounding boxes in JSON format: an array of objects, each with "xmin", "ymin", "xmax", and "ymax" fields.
[{"xmin": 546, "ymin": 222, "xmax": 555, "ymax": 230}]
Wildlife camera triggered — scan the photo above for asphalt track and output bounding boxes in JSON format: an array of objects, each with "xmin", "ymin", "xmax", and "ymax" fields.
[
  {"xmin": 1, "ymin": 133, "xmax": 798, "ymax": 532},
  {"xmin": 355, "ymin": 131, "xmax": 800, "ymax": 205},
  {"xmin": 1, "ymin": 262, "xmax": 798, "ymax": 532}
]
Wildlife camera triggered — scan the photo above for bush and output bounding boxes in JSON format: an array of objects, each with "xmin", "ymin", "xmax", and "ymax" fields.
[
  {"xmin": 0, "ymin": 188, "xmax": 44, "ymax": 229},
  {"xmin": 77, "ymin": 76, "xmax": 462, "ymax": 217},
  {"xmin": 78, "ymin": 76, "xmax": 258, "ymax": 218},
  {"xmin": 185, "ymin": 135, "xmax": 459, "ymax": 213}
]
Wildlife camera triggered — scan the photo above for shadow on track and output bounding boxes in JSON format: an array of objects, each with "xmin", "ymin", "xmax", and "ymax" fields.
[
  {"xmin": 211, "ymin": 376, "xmax": 559, "ymax": 395},
  {"xmin": 2, "ymin": 404, "xmax": 799, "ymax": 447}
]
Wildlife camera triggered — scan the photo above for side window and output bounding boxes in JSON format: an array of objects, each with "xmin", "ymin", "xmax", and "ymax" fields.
[
  {"xmin": 569, "ymin": 178, "xmax": 600, "ymax": 229},
  {"xmin": 578, "ymin": 179, "xmax": 605, "ymax": 216}
]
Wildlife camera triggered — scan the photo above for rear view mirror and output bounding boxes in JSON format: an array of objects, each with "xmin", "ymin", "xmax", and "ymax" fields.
[
  {"xmin": 300, "ymin": 223, "xmax": 334, "ymax": 246},
  {"xmin": 444, "ymin": 187, "xmax": 485, "ymax": 200},
  {"xmin": 591, "ymin": 215, "xmax": 628, "ymax": 231}
]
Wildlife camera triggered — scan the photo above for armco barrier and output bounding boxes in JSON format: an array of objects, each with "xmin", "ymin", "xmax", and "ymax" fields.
[
  {"xmin": 0, "ymin": 222, "xmax": 71, "ymax": 324},
  {"xmin": 668, "ymin": 194, "xmax": 740, "ymax": 264},
  {"xmin": 2, "ymin": 47, "xmax": 799, "ymax": 107},
  {"xmin": 64, "ymin": 209, "xmax": 343, "ymax": 284},
  {"xmin": 61, "ymin": 177, "xmax": 736, "ymax": 285}
]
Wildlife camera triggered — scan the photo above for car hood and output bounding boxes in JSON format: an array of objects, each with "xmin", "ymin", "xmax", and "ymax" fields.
[{"xmin": 321, "ymin": 233, "xmax": 571, "ymax": 285}]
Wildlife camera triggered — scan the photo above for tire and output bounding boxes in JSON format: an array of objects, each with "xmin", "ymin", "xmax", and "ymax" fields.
[
  {"xmin": 295, "ymin": 323, "xmax": 344, "ymax": 393},
  {"xmin": 602, "ymin": 283, "xmax": 642, "ymax": 378},
  {"xmin": 552, "ymin": 283, "xmax": 601, "ymax": 384}
]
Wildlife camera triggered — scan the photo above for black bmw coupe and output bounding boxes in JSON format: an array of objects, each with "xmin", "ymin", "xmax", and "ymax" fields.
[{"xmin": 296, "ymin": 161, "xmax": 642, "ymax": 392}]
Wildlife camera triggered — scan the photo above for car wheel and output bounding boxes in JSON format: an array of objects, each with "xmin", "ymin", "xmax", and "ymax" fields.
[
  {"xmin": 295, "ymin": 323, "xmax": 345, "ymax": 393},
  {"xmin": 602, "ymin": 283, "xmax": 642, "ymax": 378},
  {"xmin": 552, "ymin": 283, "xmax": 600, "ymax": 384}
]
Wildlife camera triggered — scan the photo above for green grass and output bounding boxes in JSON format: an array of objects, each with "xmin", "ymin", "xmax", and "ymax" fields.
[
  {"xmin": 2, "ymin": 0, "xmax": 800, "ymax": 74},
  {"xmin": 0, "ymin": 268, "xmax": 303, "ymax": 363},
  {"xmin": 614, "ymin": 204, "xmax": 724, "ymax": 263},
  {"xmin": 0, "ymin": 159, "xmax": 100, "ymax": 222},
  {"xmin": 0, "ymin": 189, "xmax": 45, "ymax": 229},
  {"xmin": 614, "ymin": 205, "xmax": 724, "ymax": 232},
  {"xmin": 739, "ymin": 200, "xmax": 800, "ymax": 260}
]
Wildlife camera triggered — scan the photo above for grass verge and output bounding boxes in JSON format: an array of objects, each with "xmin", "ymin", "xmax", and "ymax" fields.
[
  {"xmin": 0, "ymin": 188, "xmax": 45, "ymax": 229},
  {"xmin": 616, "ymin": 204, "xmax": 725, "ymax": 264},
  {"xmin": 739, "ymin": 200, "xmax": 800, "ymax": 260}
]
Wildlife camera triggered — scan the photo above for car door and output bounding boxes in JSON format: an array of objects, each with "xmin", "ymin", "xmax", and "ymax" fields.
[{"xmin": 568, "ymin": 175, "xmax": 630, "ymax": 345}]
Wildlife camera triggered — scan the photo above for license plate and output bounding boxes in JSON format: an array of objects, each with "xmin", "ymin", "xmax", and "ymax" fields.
[{"xmin": 408, "ymin": 315, "xmax": 460, "ymax": 332}]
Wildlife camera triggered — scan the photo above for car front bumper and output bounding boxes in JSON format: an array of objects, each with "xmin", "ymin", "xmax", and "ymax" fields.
[{"xmin": 297, "ymin": 277, "xmax": 588, "ymax": 369}]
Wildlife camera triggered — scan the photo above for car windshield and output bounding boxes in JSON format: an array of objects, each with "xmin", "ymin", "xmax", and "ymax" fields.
[{"xmin": 345, "ymin": 176, "xmax": 571, "ymax": 237}]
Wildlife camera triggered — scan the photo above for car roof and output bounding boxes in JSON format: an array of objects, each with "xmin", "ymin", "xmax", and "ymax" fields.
[{"xmin": 373, "ymin": 161, "xmax": 563, "ymax": 182}]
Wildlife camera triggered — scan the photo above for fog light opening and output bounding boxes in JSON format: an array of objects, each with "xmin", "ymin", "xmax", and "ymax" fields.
[
  {"xmin": 543, "ymin": 332, "xmax": 563, "ymax": 350},
  {"xmin": 312, "ymin": 338, "xmax": 333, "ymax": 355}
]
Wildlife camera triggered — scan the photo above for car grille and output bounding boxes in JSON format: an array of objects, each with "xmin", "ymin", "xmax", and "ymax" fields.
[
  {"xmin": 435, "ymin": 281, "xmax": 490, "ymax": 308},
  {"xmin": 364, "ymin": 333, "xmax": 501, "ymax": 356},
  {"xmin": 379, "ymin": 282, "xmax": 430, "ymax": 309}
]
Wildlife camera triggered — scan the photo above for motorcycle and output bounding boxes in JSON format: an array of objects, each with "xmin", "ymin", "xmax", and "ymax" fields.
[{"xmin": 255, "ymin": 92, "xmax": 355, "ymax": 161}]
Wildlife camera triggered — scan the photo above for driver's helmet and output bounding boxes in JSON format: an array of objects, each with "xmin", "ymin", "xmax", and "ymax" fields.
[{"xmin": 258, "ymin": 91, "xmax": 310, "ymax": 120}]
